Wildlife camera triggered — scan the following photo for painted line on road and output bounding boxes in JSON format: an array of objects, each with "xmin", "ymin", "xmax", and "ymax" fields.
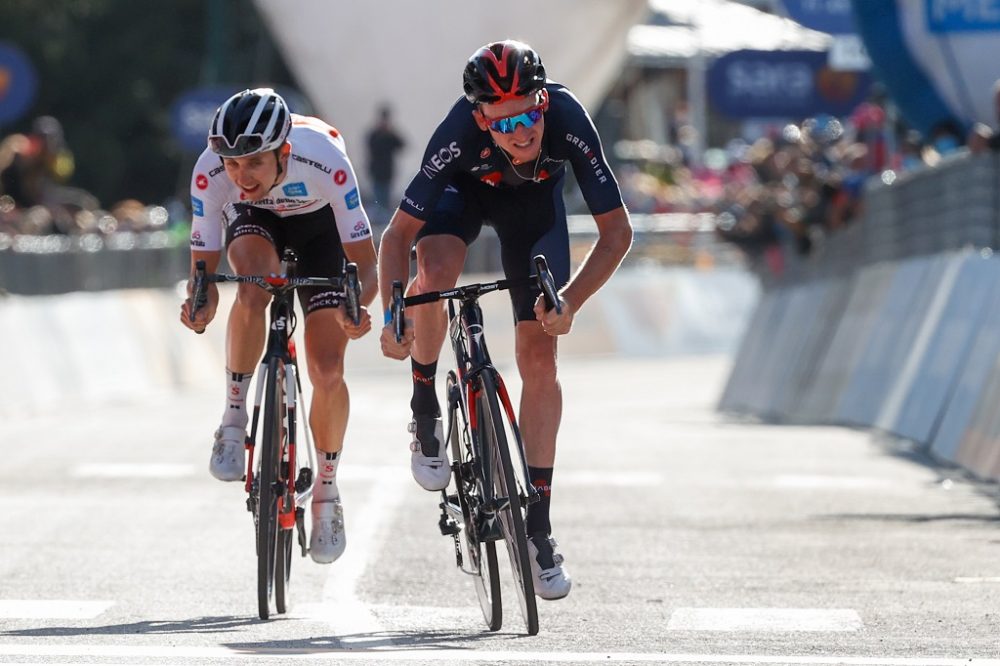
[
  {"xmin": 0, "ymin": 644, "xmax": 998, "ymax": 664},
  {"xmin": 556, "ymin": 470, "xmax": 662, "ymax": 487},
  {"xmin": 0, "ymin": 600, "xmax": 113, "ymax": 619},
  {"xmin": 292, "ymin": 469, "xmax": 409, "ymax": 644},
  {"xmin": 772, "ymin": 475, "xmax": 893, "ymax": 490},
  {"xmin": 954, "ymin": 576, "xmax": 1000, "ymax": 583},
  {"xmin": 72, "ymin": 463, "xmax": 196, "ymax": 478},
  {"xmin": 667, "ymin": 608, "xmax": 863, "ymax": 632},
  {"xmin": 338, "ymin": 466, "xmax": 664, "ymax": 487}
]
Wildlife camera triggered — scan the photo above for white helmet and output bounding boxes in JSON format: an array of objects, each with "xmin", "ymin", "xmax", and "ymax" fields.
[{"xmin": 208, "ymin": 88, "xmax": 291, "ymax": 157}]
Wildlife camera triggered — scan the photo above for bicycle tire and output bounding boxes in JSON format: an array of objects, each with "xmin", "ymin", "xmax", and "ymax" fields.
[
  {"xmin": 447, "ymin": 372, "xmax": 501, "ymax": 631},
  {"xmin": 275, "ymin": 524, "xmax": 293, "ymax": 614},
  {"xmin": 478, "ymin": 371, "xmax": 539, "ymax": 635},
  {"xmin": 257, "ymin": 357, "xmax": 283, "ymax": 620},
  {"xmin": 274, "ymin": 371, "xmax": 293, "ymax": 615}
]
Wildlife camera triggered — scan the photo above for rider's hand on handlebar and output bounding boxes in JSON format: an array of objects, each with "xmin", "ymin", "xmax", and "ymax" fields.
[
  {"xmin": 380, "ymin": 319, "xmax": 414, "ymax": 360},
  {"xmin": 533, "ymin": 292, "xmax": 573, "ymax": 336},
  {"xmin": 335, "ymin": 304, "xmax": 372, "ymax": 340},
  {"xmin": 180, "ymin": 281, "xmax": 219, "ymax": 334}
]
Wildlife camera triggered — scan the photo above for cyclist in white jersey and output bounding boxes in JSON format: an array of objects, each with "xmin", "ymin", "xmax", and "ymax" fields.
[{"xmin": 179, "ymin": 88, "xmax": 377, "ymax": 565}]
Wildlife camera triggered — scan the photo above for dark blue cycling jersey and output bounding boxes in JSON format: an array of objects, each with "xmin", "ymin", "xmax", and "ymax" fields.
[{"xmin": 399, "ymin": 83, "xmax": 623, "ymax": 220}]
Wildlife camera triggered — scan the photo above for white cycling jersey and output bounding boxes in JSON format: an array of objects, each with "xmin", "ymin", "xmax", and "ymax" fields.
[{"xmin": 189, "ymin": 114, "xmax": 372, "ymax": 252}]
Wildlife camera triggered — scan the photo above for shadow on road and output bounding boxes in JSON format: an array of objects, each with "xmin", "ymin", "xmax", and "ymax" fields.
[
  {"xmin": 224, "ymin": 629, "xmax": 521, "ymax": 654},
  {"xmin": 2, "ymin": 615, "xmax": 259, "ymax": 637}
]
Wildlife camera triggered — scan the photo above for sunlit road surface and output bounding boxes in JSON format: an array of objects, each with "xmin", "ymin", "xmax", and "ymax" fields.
[{"xmin": 1, "ymin": 354, "xmax": 999, "ymax": 665}]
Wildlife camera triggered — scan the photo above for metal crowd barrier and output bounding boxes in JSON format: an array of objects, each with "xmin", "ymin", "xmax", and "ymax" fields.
[{"xmin": 721, "ymin": 150, "xmax": 1000, "ymax": 482}]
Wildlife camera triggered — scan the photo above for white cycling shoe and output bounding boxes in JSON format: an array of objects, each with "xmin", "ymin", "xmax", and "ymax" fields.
[
  {"xmin": 209, "ymin": 426, "xmax": 246, "ymax": 482},
  {"xmin": 408, "ymin": 416, "xmax": 450, "ymax": 491},
  {"xmin": 528, "ymin": 533, "xmax": 572, "ymax": 600},
  {"xmin": 310, "ymin": 499, "xmax": 346, "ymax": 564}
]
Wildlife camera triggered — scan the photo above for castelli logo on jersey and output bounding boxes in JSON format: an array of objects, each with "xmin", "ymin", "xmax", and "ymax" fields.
[
  {"xmin": 480, "ymin": 171, "xmax": 502, "ymax": 187},
  {"xmin": 195, "ymin": 174, "xmax": 208, "ymax": 190},
  {"xmin": 334, "ymin": 170, "xmax": 347, "ymax": 185},
  {"xmin": 480, "ymin": 147, "xmax": 491, "ymax": 159}
]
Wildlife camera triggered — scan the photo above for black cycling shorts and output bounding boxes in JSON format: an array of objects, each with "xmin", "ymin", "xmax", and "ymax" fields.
[
  {"xmin": 415, "ymin": 171, "xmax": 571, "ymax": 322},
  {"xmin": 225, "ymin": 203, "xmax": 347, "ymax": 315}
]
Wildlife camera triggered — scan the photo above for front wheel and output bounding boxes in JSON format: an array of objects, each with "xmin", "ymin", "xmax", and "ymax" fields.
[
  {"xmin": 478, "ymin": 371, "xmax": 538, "ymax": 635},
  {"xmin": 256, "ymin": 357, "xmax": 285, "ymax": 620},
  {"xmin": 447, "ymin": 372, "xmax": 501, "ymax": 631}
]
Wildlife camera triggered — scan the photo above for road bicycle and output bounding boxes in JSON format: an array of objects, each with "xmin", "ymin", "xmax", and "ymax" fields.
[
  {"xmin": 192, "ymin": 249, "xmax": 360, "ymax": 620},
  {"xmin": 390, "ymin": 255, "xmax": 561, "ymax": 635}
]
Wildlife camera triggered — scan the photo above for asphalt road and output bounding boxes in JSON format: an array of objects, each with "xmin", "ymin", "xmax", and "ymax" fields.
[{"xmin": 1, "ymin": 354, "xmax": 999, "ymax": 665}]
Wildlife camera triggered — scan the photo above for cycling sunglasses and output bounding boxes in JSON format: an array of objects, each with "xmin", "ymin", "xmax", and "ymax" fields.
[
  {"xmin": 485, "ymin": 105, "xmax": 545, "ymax": 134},
  {"xmin": 208, "ymin": 133, "xmax": 264, "ymax": 157}
]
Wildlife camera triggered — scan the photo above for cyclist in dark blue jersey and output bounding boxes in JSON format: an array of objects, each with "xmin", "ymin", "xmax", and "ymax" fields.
[{"xmin": 378, "ymin": 40, "xmax": 632, "ymax": 600}]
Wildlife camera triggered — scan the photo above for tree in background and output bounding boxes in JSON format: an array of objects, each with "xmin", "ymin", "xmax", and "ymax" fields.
[{"xmin": 0, "ymin": 0, "xmax": 299, "ymax": 209}]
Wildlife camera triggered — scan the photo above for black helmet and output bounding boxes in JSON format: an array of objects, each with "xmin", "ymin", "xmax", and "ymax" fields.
[
  {"xmin": 463, "ymin": 40, "xmax": 546, "ymax": 104},
  {"xmin": 208, "ymin": 88, "xmax": 291, "ymax": 158}
]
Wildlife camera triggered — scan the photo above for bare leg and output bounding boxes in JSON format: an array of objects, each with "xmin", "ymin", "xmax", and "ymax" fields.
[
  {"xmin": 410, "ymin": 235, "xmax": 467, "ymax": 364},
  {"xmin": 226, "ymin": 235, "xmax": 280, "ymax": 374},
  {"xmin": 303, "ymin": 308, "xmax": 351, "ymax": 454},
  {"xmin": 515, "ymin": 320, "xmax": 561, "ymax": 467}
]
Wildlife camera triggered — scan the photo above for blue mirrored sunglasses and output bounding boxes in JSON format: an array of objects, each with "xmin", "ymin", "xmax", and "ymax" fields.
[{"xmin": 487, "ymin": 106, "xmax": 545, "ymax": 134}]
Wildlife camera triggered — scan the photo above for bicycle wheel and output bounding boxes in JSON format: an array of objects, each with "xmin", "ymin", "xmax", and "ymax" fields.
[
  {"xmin": 477, "ymin": 371, "xmax": 539, "ymax": 635},
  {"xmin": 447, "ymin": 372, "xmax": 501, "ymax": 631},
  {"xmin": 257, "ymin": 357, "xmax": 284, "ymax": 620},
  {"xmin": 274, "ymin": 522, "xmax": 293, "ymax": 614}
]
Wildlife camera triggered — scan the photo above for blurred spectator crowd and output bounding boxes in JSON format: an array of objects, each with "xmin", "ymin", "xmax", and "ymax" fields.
[
  {"xmin": 614, "ymin": 95, "xmax": 971, "ymax": 277},
  {"xmin": 0, "ymin": 116, "xmax": 182, "ymax": 250}
]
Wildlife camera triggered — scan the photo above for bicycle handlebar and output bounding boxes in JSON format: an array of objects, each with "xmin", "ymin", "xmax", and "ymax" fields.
[
  {"xmin": 391, "ymin": 254, "xmax": 562, "ymax": 343},
  {"xmin": 189, "ymin": 260, "xmax": 363, "ymax": 327}
]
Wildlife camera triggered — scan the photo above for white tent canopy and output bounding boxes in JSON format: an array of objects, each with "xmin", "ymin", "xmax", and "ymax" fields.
[
  {"xmin": 253, "ymin": 0, "xmax": 649, "ymax": 203},
  {"xmin": 631, "ymin": 0, "xmax": 832, "ymax": 65}
]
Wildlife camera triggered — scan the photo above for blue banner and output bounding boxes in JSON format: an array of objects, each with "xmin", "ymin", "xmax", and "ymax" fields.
[
  {"xmin": 170, "ymin": 86, "xmax": 311, "ymax": 152},
  {"xmin": 707, "ymin": 49, "xmax": 871, "ymax": 119},
  {"xmin": 781, "ymin": 0, "xmax": 856, "ymax": 34},
  {"xmin": 926, "ymin": 0, "xmax": 1000, "ymax": 32},
  {"xmin": 0, "ymin": 42, "xmax": 38, "ymax": 125}
]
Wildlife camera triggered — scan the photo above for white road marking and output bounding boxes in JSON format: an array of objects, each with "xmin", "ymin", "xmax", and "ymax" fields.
[
  {"xmin": 72, "ymin": 463, "xmax": 196, "ymax": 478},
  {"xmin": 772, "ymin": 475, "xmax": 892, "ymax": 490},
  {"xmin": 556, "ymin": 470, "xmax": 662, "ymax": 486},
  {"xmin": 954, "ymin": 576, "xmax": 1000, "ymax": 583},
  {"xmin": 0, "ymin": 644, "xmax": 998, "ymax": 664},
  {"xmin": 667, "ymin": 607, "xmax": 863, "ymax": 632},
  {"xmin": 292, "ymin": 469, "xmax": 409, "ymax": 643},
  {"xmin": 0, "ymin": 600, "xmax": 113, "ymax": 619},
  {"xmin": 339, "ymin": 466, "xmax": 663, "ymax": 487}
]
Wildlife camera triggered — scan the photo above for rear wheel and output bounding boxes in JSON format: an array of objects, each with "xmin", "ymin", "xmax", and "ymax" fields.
[
  {"xmin": 478, "ymin": 371, "xmax": 538, "ymax": 635},
  {"xmin": 257, "ymin": 358, "xmax": 284, "ymax": 620},
  {"xmin": 447, "ymin": 372, "xmax": 501, "ymax": 631}
]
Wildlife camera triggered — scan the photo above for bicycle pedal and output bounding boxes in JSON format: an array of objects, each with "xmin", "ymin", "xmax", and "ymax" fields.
[
  {"xmin": 295, "ymin": 506, "xmax": 307, "ymax": 557},
  {"xmin": 294, "ymin": 467, "xmax": 313, "ymax": 493},
  {"xmin": 439, "ymin": 513, "xmax": 460, "ymax": 536}
]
